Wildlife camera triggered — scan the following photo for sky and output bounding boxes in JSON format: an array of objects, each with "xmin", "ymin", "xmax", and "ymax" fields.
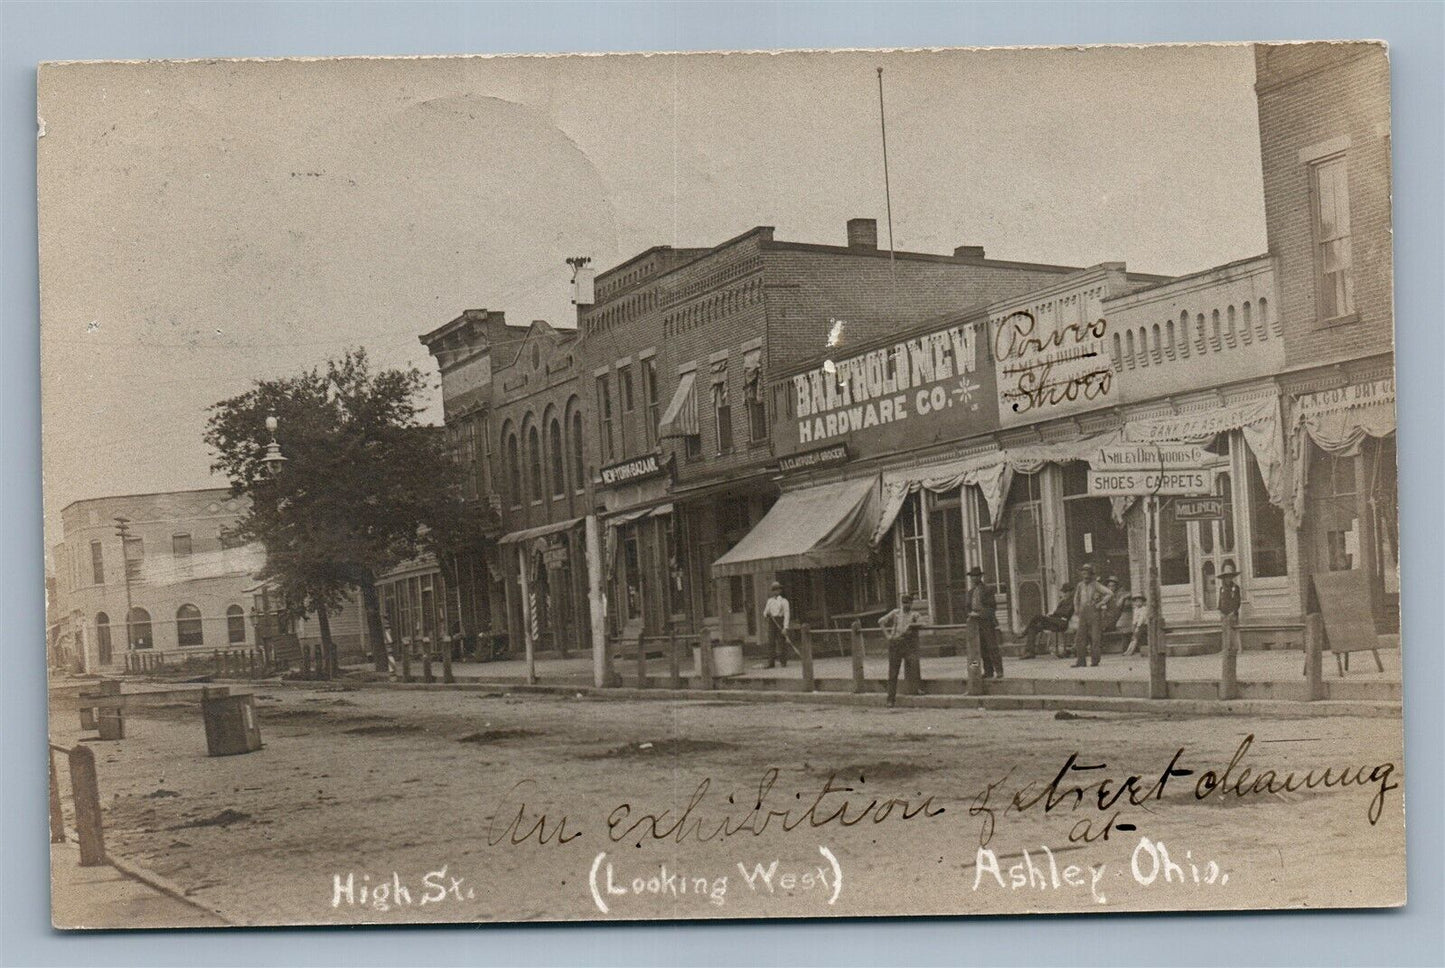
[{"xmin": 37, "ymin": 44, "xmax": 1266, "ymax": 542}]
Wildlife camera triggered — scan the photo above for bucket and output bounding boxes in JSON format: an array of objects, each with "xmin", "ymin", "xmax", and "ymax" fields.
[{"xmin": 692, "ymin": 642, "xmax": 745, "ymax": 677}]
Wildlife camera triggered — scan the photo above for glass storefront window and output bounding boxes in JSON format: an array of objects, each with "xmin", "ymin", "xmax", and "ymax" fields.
[
  {"xmin": 927, "ymin": 492, "xmax": 968, "ymax": 624},
  {"xmin": 1062, "ymin": 464, "xmax": 1130, "ymax": 586},
  {"xmin": 1247, "ymin": 451, "xmax": 1289, "ymax": 578},
  {"xmin": 1310, "ymin": 448, "xmax": 1359, "ymax": 572},
  {"xmin": 970, "ymin": 486, "xmax": 1010, "ymax": 595},
  {"xmin": 896, "ymin": 492, "xmax": 928, "ymax": 600},
  {"xmin": 622, "ymin": 526, "xmax": 643, "ymax": 620},
  {"xmin": 1158, "ymin": 498, "xmax": 1191, "ymax": 586}
]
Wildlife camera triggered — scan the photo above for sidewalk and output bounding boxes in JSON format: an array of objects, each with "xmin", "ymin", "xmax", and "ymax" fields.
[{"xmin": 50, "ymin": 842, "xmax": 229, "ymax": 929}]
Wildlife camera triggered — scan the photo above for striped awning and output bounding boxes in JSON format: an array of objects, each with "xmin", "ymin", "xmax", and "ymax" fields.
[
  {"xmin": 657, "ymin": 370, "xmax": 699, "ymax": 439},
  {"xmin": 711, "ymin": 477, "xmax": 879, "ymax": 578}
]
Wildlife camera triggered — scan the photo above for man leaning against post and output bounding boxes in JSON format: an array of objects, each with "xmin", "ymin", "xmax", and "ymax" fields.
[
  {"xmin": 878, "ymin": 592, "xmax": 925, "ymax": 707},
  {"xmin": 967, "ymin": 566, "xmax": 1003, "ymax": 679}
]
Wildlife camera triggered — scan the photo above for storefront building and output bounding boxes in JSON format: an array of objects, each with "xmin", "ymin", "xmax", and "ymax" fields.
[
  {"xmin": 750, "ymin": 254, "xmax": 1307, "ymax": 645},
  {"xmin": 581, "ymin": 219, "xmax": 1081, "ymax": 646},
  {"xmin": 1257, "ymin": 42, "xmax": 1397, "ymax": 637}
]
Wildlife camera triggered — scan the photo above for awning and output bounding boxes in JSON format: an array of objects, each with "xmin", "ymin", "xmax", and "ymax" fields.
[
  {"xmin": 1123, "ymin": 397, "xmax": 1286, "ymax": 511},
  {"xmin": 711, "ymin": 477, "xmax": 880, "ymax": 578},
  {"xmin": 1288, "ymin": 377, "xmax": 1395, "ymax": 522},
  {"xmin": 497, "ymin": 516, "xmax": 583, "ymax": 546},
  {"xmin": 658, "ymin": 371, "xmax": 699, "ymax": 439}
]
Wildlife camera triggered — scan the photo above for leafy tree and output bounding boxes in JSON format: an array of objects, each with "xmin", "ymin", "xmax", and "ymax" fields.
[{"xmin": 205, "ymin": 349, "xmax": 471, "ymax": 676}]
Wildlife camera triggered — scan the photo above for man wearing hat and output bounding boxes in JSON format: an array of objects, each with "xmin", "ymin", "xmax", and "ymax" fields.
[
  {"xmin": 1020, "ymin": 582, "xmax": 1075, "ymax": 658},
  {"xmin": 1100, "ymin": 575, "xmax": 1128, "ymax": 634},
  {"xmin": 967, "ymin": 566, "xmax": 1003, "ymax": 679},
  {"xmin": 1217, "ymin": 564, "xmax": 1242, "ymax": 655},
  {"xmin": 878, "ymin": 592, "xmax": 925, "ymax": 706},
  {"xmin": 762, "ymin": 580, "xmax": 791, "ymax": 669},
  {"xmin": 1071, "ymin": 564, "xmax": 1110, "ymax": 667}
]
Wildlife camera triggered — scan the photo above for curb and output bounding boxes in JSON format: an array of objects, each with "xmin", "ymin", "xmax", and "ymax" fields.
[
  {"xmin": 171, "ymin": 675, "xmax": 1403, "ymax": 719},
  {"xmin": 104, "ymin": 851, "xmax": 235, "ymax": 926}
]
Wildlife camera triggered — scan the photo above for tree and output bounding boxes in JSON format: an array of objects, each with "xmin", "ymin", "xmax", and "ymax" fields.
[{"xmin": 205, "ymin": 349, "xmax": 469, "ymax": 676}]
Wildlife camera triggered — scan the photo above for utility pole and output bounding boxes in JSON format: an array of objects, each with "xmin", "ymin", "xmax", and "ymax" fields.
[
  {"xmin": 113, "ymin": 517, "xmax": 136, "ymax": 651},
  {"xmin": 876, "ymin": 67, "xmax": 897, "ymax": 298}
]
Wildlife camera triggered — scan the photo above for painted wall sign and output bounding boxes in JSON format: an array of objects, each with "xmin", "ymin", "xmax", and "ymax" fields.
[
  {"xmin": 599, "ymin": 453, "xmax": 668, "ymax": 487},
  {"xmin": 777, "ymin": 443, "xmax": 849, "ymax": 474},
  {"xmin": 1294, "ymin": 377, "xmax": 1395, "ymax": 417},
  {"xmin": 773, "ymin": 320, "xmax": 998, "ymax": 460},
  {"xmin": 994, "ymin": 309, "xmax": 1114, "ymax": 426}
]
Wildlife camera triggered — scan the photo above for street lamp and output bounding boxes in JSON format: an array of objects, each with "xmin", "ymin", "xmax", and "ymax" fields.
[
  {"xmin": 260, "ymin": 412, "xmax": 288, "ymax": 478},
  {"xmin": 113, "ymin": 516, "xmax": 137, "ymax": 653}
]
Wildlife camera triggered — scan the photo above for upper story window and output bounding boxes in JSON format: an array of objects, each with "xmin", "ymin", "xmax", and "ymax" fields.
[
  {"xmin": 641, "ymin": 356, "xmax": 660, "ymax": 448},
  {"xmin": 90, "ymin": 539, "xmax": 104, "ymax": 585},
  {"xmin": 1311, "ymin": 154, "xmax": 1355, "ymax": 320},
  {"xmin": 618, "ymin": 365, "xmax": 634, "ymax": 453},
  {"xmin": 506, "ymin": 432, "xmax": 522, "ymax": 509},
  {"xmin": 527, "ymin": 425, "xmax": 543, "ymax": 503},
  {"xmin": 596, "ymin": 374, "xmax": 615, "ymax": 462},
  {"xmin": 548, "ymin": 418, "xmax": 566, "ymax": 498},
  {"xmin": 226, "ymin": 605, "xmax": 247, "ymax": 644},
  {"xmin": 743, "ymin": 348, "xmax": 767, "ymax": 443},
  {"xmin": 123, "ymin": 537, "xmax": 143, "ymax": 581},
  {"xmin": 712, "ymin": 377, "xmax": 733, "ymax": 455},
  {"xmin": 570, "ymin": 409, "xmax": 586, "ymax": 493},
  {"xmin": 172, "ymin": 533, "xmax": 192, "ymax": 559}
]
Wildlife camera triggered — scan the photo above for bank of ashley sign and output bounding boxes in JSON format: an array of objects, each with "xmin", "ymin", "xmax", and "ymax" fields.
[{"xmin": 781, "ymin": 321, "xmax": 994, "ymax": 457}]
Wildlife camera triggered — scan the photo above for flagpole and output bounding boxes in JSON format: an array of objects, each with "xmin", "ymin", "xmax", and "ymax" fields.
[{"xmin": 876, "ymin": 67, "xmax": 897, "ymax": 296}]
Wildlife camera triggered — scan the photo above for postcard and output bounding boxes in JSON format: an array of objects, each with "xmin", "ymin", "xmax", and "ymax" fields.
[{"xmin": 40, "ymin": 41, "xmax": 1405, "ymax": 927}]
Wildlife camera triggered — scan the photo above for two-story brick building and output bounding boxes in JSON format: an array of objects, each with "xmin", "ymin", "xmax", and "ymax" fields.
[
  {"xmin": 581, "ymin": 219, "xmax": 1081, "ymax": 651},
  {"xmin": 1257, "ymin": 42, "xmax": 1398, "ymax": 634}
]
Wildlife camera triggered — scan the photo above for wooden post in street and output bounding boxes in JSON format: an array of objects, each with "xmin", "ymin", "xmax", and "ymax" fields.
[
  {"xmin": 1305, "ymin": 612, "xmax": 1325, "ymax": 701},
  {"xmin": 698, "ymin": 633, "xmax": 715, "ymax": 691},
  {"xmin": 799, "ymin": 624, "xmax": 815, "ymax": 692},
  {"xmin": 583, "ymin": 514, "xmax": 613, "ymax": 688},
  {"xmin": 667, "ymin": 624, "xmax": 681, "ymax": 690},
  {"xmin": 68, "ymin": 745, "xmax": 106, "ymax": 866},
  {"xmin": 850, "ymin": 620, "xmax": 866, "ymax": 693},
  {"xmin": 1148, "ymin": 495, "xmax": 1168, "ymax": 700},
  {"xmin": 1220, "ymin": 611, "xmax": 1239, "ymax": 700}
]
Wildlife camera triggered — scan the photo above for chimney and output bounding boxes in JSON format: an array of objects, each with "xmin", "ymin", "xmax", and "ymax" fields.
[
  {"xmin": 846, "ymin": 218, "xmax": 878, "ymax": 250},
  {"xmin": 954, "ymin": 245, "xmax": 986, "ymax": 261}
]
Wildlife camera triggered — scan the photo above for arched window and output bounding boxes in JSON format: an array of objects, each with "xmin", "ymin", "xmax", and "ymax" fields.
[
  {"xmin": 1242, "ymin": 301, "xmax": 1253, "ymax": 339},
  {"xmin": 570, "ymin": 408, "xmax": 585, "ymax": 492},
  {"xmin": 1165, "ymin": 319, "xmax": 1176, "ymax": 357},
  {"xmin": 227, "ymin": 604, "xmax": 247, "ymax": 644},
  {"xmin": 1258, "ymin": 297, "xmax": 1270, "ymax": 337},
  {"xmin": 1151, "ymin": 323, "xmax": 1162, "ymax": 361},
  {"xmin": 1226, "ymin": 305, "xmax": 1237, "ymax": 342},
  {"xmin": 176, "ymin": 604, "xmax": 204, "ymax": 648},
  {"xmin": 1179, "ymin": 311, "xmax": 1190, "ymax": 356},
  {"xmin": 1195, "ymin": 313, "xmax": 1206, "ymax": 351},
  {"xmin": 127, "ymin": 607, "xmax": 153, "ymax": 650},
  {"xmin": 95, "ymin": 612, "xmax": 113, "ymax": 664},
  {"xmin": 1211, "ymin": 309, "xmax": 1221, "ymax": 344},
  {"xmin": 1138, "ymin": 327, "xmax": 1149, "ymax": 365},
  {"xmin": 527, "ymin": 424, "xmax": 543, "ymax": 502},
  {"xmin": 1125, "ymin": 329, "xmax": 1136, "ymax": 365},
  {"xmin": 1111, "ymin": 332, "xmax": 1122, "ymax": 368},
  {"xmin": 548, "ymin": 418, "xmax": 566, "ymax": 497},
  {"xmin": 505, "ymin": 429, "xmax": 521, "ymax": 508}
]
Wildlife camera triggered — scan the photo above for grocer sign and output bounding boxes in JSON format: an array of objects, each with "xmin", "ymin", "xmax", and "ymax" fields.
[
  {"xmin": 775, "ymin": 319, "xmax": 998, "ymax": 459},
  {"xmin": 1087, "ymin": 468, "xmax": 1213, "ymax": 496}
]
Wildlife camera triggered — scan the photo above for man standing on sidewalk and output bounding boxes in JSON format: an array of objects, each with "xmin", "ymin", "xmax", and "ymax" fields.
[
  {"xmin": 762, "ymin": 581, "xmax": 791, "ymax": 669},
  {"xmin": 879, "ymin": 592, "xmax": 924, "ymax": 706},
  {"xmin": 1217, "ymin": 565, "xmax": 1243, "ymax": 653},
  {"xmin": 967, "ymin": 566, "xmax": 1003, "ymax": 679},
  {"xmin": 1072, "ymin": 564, "xmax": 1110, "ymax": 668}
]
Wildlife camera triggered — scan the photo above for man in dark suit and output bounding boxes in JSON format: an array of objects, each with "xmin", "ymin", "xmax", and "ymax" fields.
[{"xmin": 967, "ymin": 566, "xmax": 1003, "ymax": 679}]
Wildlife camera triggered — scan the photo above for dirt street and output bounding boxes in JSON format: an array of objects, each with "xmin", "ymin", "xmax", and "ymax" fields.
[{"xmin": 50, "ymin": 685, "xmax": 1406, "ymax": 925}]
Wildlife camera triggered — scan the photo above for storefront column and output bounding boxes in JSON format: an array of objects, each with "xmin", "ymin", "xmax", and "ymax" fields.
[
  {"xmin": 584, "ymin": 514, "xmax": 612, "ymax": 688},
  {"xmin": 1039, "ymin": 466, "xmax": 1069, "ymax": 611}
]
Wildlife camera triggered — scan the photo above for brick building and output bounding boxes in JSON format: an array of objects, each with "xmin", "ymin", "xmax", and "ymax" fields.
[
  {"xmin": 580, "ymin": 219, "xmax": 1080, "ymax": 652},
  {"xmin": 1257, "ymin": 42, "xmax": 1399, "ymax": 633}
]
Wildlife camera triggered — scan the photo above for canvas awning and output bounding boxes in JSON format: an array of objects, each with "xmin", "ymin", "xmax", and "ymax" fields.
[
  {"xmin": 497, "ymin": 516, "xmax": 583, "ymax": 546},
  {"xmin": 657, "ymin": 370, "xmax": 699, "ymax": 439},
  {"xmin": 711, "ymin": 477, "xmax": 880, "ymax": 578}
]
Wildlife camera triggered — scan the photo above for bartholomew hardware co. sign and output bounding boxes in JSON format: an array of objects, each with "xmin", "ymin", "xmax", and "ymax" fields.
[{"xmin": 775, "ymin": 320, "xmax": 998, "ymax": 459}]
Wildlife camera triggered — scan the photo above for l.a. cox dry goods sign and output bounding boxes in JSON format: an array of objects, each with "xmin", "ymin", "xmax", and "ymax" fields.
[{"xmin": 774, "ymin": 320, "xmax": 998, "ymax": 459}]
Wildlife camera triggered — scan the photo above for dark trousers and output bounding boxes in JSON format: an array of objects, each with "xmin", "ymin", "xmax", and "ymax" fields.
[
  {"xmin": 1022, "ymin": 614, "xmax": 1069, "ymax": 656},
  {"xmin": 767, "ymin": 622, "xmax": 789, "ymax": 666},
  {"xmin": 973, "ymin": 620, "xmax": 1003, "ymax": 678},
  {"xmin": 1074, "ymin": 610, "xmax": 1103, "ymax": 665},
  {"xmin": 886, "ymin": 633, "xmax": 922, "ymax": 702}
]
